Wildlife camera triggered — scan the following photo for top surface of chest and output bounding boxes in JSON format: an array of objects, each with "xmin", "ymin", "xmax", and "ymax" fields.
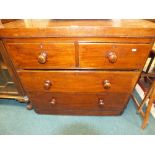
[{"xmin": 0, "ymin": 19, "xmax": 155, "ymax": 38}]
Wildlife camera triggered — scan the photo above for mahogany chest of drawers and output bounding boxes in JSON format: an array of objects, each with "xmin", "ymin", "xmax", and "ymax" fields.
[{"xmin": 0, "ymin": 19, "xmax": 155, "ymax": 115}]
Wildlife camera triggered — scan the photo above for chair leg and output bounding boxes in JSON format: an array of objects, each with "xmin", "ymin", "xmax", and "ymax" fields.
[
  {"xmin": 141, "ymin": 91, "xmax": 155, "ymax": 129},
  {"xmin": 145, "ymin": 57, "xmax": 154, "ymax": 73},
  {"xmin": 138, "ymin": 86, "xmax": 153, "ymax": 112},
  {"xmin": 144, "ymin": 57, "xmax": 154, "ymax": 82}
]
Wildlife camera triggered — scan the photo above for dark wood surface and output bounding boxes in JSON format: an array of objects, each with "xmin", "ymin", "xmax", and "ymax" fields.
[
  {"xmin": 29, "ymin": 92, "xmax": 129, "ymax": 112},
  {"xmin": 0, "ymin": 20, "xmax": 155, "ymax": 38},
  {"xmin": 4, "ymin": 38, "xmax": 153, "ymax": 44},
  {"xmin": 79, "ymin": 43, "xmax": 151, "ymax": 69},
  {"xmin": 5, "ymin": 40, "xmax": 152, "ymax": 70},
  {"xmin": 5, "ymin": 42, "xmax": 76, "ymax": 69},
  {"xmin": 35, "ymin": 108, "xmax": 123, "ymax": 116},
  {"xmin": 17, "ymin": 71, "xmax": 140, "ymax": 93},
  {"xmin": 1, "ymin": 19, "xmax": 155, "ymax": 116}
]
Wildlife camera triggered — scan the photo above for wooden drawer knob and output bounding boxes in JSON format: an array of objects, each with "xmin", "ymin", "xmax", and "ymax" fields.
[
  {"xmin": 103, "ymin": 80, "xmax": 111, "ymax": 89},
  {"xmin": 107, "ymin": 52, "xmax": 117, "ymax": 63},
  {"xmin": 44, "ymin": 80, "xmax": 52, "ymax": 90},
  {"xmin": 99, "ymin": 99, "xmax": 104, "ymax": 106},
  {"xmin": 50, "ymin": 98, "xmax": 56, "ymax": 105},
  {"xmin": 38, "ymin": 52, "xmax": 47, "ymax": 64}
]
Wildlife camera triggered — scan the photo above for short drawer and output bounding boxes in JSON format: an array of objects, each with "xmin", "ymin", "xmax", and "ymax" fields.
[
  {"xmin": 29, "ymin": 92, "xmax": 130, "ymax": 112},
  {"xmin": 79, "ymin": 43, "xmax": 151, "ymax": 69},
  {"xmin": 5, "ymin": 42, "xmax": 75, "ymax": 69},
  {"xmin": 18, "ymin": 71, "xmax": 140, "ymax": 93}
]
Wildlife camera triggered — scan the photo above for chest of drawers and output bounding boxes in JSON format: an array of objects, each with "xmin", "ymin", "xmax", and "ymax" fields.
[{"xmin": 0, "ymin": 19, "xmax": 155, "ymax": 115}]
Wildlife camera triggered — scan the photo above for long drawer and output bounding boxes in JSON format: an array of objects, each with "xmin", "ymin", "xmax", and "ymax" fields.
[
  {"xmin": 28, "ymin": 92, "xmax": 129, "ymax": 112},
  {"xmin": 5, "ymin": 42, "xmax": 76, "ymax": 69},
  {"xmin": 17, "ymin": 71, "xmax": 140, "ymax": 93},
  {"xmin": 79, "ymin": 43, "xmax": 151, "ymax": 69}
]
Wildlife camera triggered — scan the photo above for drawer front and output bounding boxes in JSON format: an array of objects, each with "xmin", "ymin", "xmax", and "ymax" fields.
[
  {"xmin": 6, "ymin": 43, "xmax": 75, "ymax": 69},
  {"xmin": 18, "ymin": 71, "xmax": 140, "ymax": 93},
  {"xmin": 29, "ymin": 92, "xmax": 130, "ymax": 111},
  {"xmin": 79, "ymin": 43, "xmax": 151, "ymax": 69}
]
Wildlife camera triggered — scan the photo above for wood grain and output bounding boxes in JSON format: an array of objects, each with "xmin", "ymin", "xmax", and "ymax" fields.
[
  {"xmin": 29, "ymin": 92, "xmax": 130, "ymax": 112},
  {"xmin": 35, "ymin": 108, "xmax": 123, "ymax": 116},
  {"xmin": 4, "ymin": 37, "xmax": 153, "ymax": 44},
  {"xmin": 5, "ymin": 42, "xmax": 76, "ymax": 69},
  {"xmin": 79, "ymin": 43, "xmax": 151, "ymax": 69},
  {"xmin": 17, "ymin": 70, "xmax": 140, "ymax": 93},
  {"xmin": 0, "ymin": 20, "xmax": 155, "ymax": 38}
]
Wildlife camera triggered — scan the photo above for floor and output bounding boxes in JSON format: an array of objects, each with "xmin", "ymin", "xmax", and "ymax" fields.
[{"xmin": 0, "ymin": 92, "xmax": 155, "ymax": 135}]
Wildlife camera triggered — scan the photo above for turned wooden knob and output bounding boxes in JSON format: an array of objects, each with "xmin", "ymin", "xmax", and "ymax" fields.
[
  {"xmin": 103, "ymin": 80, "xmax": 111, "ymax": 89},
  {"xmin": 50, "ymin": 98, "xmax": 56, "ymax": 105},
  {"xmin": 44, "ymin": 80, "xmax": 52, "ymax": 90},
  {"xmin": 38, "ymin": 52, "xmax": 47, "ymax": 64},
  {"xmin": 99, "ymin": 99, "xmax": 104, "ymax": 106},
  {"xmin": 107, "ymin": 52, "xmax": 117, "ymax": 63}
]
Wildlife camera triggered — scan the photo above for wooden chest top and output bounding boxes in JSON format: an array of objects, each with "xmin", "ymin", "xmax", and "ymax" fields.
[{"xmin": 0, "ymin": 19, "xmax": 155, "ymax": 38}]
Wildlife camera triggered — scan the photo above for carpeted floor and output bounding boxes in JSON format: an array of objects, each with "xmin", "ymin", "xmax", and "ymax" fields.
[{"xmin": 0, "ymin": 92, "xmax": 155, "ymax": 135}]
